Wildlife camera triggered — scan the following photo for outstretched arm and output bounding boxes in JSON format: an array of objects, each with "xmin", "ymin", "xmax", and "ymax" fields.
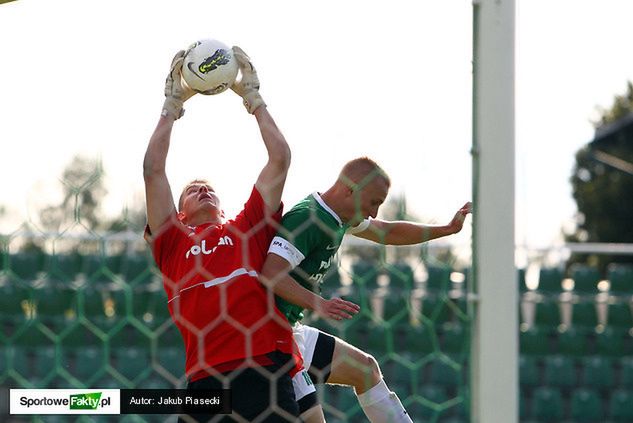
[
  {"xmin": 352, "ymin": 202, "xmax": 472, "ymax": 245},
  {"xmin": 260, "ymin": 253, "xmax": 360, "ymax": 321},
  {"xmin": 230, "ymin": 46, "xmax": 290, "ymax": 213},
  {"xmin": 143, "ymin": 51, "xmax": 195, "ymax": 233}
]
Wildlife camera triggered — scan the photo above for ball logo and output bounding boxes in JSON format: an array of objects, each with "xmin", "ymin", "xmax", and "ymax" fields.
[{"xmin": 198, "ymin": 49, "xmax": 232, "ymax": 74}]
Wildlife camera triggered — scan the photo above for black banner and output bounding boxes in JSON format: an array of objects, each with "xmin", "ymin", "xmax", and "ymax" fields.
[{"xmin": 120, "ymin": 389, "xmax": 231, "ymax": 414}]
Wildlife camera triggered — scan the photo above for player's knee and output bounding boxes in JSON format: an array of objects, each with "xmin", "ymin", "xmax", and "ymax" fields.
[{"xmin": 354, "ymin": 352, "xmax": 382, "ymax": 392}]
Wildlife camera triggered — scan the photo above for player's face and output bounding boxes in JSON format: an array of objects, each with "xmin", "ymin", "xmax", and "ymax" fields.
[
  {"xmin": 180, "ymin": 183, "xmax": 222, "ymax": 222},
  {"xmin": 350, "ymin": 177, "xmax": 389, "ymax": 224}
]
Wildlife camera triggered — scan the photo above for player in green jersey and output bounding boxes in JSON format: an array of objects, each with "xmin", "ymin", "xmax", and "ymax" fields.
[{"xmin": 260, "ymin": 157, "xmax": 472, "ymax": 422}]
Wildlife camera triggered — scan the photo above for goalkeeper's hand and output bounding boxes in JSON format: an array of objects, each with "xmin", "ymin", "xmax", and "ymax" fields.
[
  {"xmin": 162, "ymin": 50, "xmax": 196, "ymax": 120},
  {"xmin": 231, "ymin": 46, "xmax": 266, "ymax": 114}
]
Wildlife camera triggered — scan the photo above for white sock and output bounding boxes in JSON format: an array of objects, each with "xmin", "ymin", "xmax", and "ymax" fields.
[{"xmin": 356, "ymin": 379, "xmax": 413, "ymax": 423}]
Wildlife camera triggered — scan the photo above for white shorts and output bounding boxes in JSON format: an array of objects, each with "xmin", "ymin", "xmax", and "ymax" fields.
[{"xmin": 291, "ymin": 324, "xmax": 337, "ymax": 408}]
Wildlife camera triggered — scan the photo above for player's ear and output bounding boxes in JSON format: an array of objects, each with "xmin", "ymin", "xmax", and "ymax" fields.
[{"xmin": 177, "ymin": 211, "xmax": 186, "ymax": 222}]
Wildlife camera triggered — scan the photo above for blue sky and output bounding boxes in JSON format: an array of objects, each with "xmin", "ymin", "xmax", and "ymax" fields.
[{"xmin": 1, "ymin": 0, "xmax": 632, "ymax": 252}]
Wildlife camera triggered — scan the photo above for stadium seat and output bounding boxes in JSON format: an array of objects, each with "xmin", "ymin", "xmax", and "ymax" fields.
[
  {"xmin": 411, "ymin": 385, "xmax": 448, "ymax": 419},
  {"xmin": 572, "ymin": 299, "xmax": 599, "ymax": 330},
  {"xmin": 619, "ymin": 357, "xmax": 633, "ymax": 388},
  {"xmin": 32, "ymin": 346, "xmax": 56, "ymax": 379},
  {"xmin": 519, "ymin": 355, "xmax": 540, "ymax": 388},
  {"xmin": 441, "ymin": 324, "xmax": 467, "ymax": 355},
  {"xmin": 607, "ymin": 263, "xmax": 633, "ymax": 295},
  {"xmin": 5, "ymin": 345, "xmax": 30, "ymax": 378},
  {"xmin": 380, "ymin": 293, "xmax": 410, "ymax": 325},
  {"xmin": 608, "ymin": 300, "xmax": 633, "ymax": 329},
  {"xmin": 421, "ymin": 295, "xmax": 453, "ymax": 326},
  {"xmin": 533, "ymin": 299, "xmax": 561, "ymax": 330},
  {"xmin": 0, "ymin": 282, "xmax": 35, "ymax": 322},
  {"xmin": 8, "ymin": 252, "xmax": 45, "ymax": 282},
  {"xmin": 155, "ymin": 346, "xmax": 185, "ymax": 377},
  {"xmin": 33, "ymin": 283, "xmax": 77, "ymax": 324},
  {"xmin": 595, "ymin": 326, "xmax": 626, "ymax": 356},
  {"xmin": 365, "ymin": 323, "xmax": 392, "ymax": 355},
  {"xmin": 531, "ymin": 386, "xmax": 564, "ymax": 422},
  {"xmin": 520, "ymin": 326, "xmax": 550, "ymax": 356},
  {"xmin": 404, "ymin": 324, "xmax": 435, "ymax": 354},
  {"xmin": 608, "ymin": 389, "xmax": 633, "ymax": 422},
  {"xmin": 45, "ymin": 253, "xmax": 82, "ymax": 284},
  {"xmin": 543, "ymin": 355, "xmax": 576, "ymax": 389},
  {"xmin": 427, "ymin": 358, "xmax": 462, "ymax": 387},
  {"xmin": 113, "ymin": 346, "xmax": 151, "ymax": 382},
  {"xmin": 387, "ymin": 262, "xmax": 415, "ymax": 292},
  {"xmin": 120, "ymin": 254, "xmax": 156, "ymax": 285},
  {"xmin": 518, "ymin": 268, "xmax": 529, "ymax": 293},
  {"xmin": 570, "ymin": 264, "xmax": 602, "ymax": 295},
  {"xmin": 69, "ymin": 345, "xmax": 106, "ymax": 381},
  {"xmin": 536, "ymin": 267, "xmax": 564, "ymax": 295},
  {"xmin": 557, "ymin": 326, "xmax": 589, "ymax": 356},
  {"xmin": 351, "ymin": 260, "xmax": 380, "ymax": 291},
  {"xmin": 425, "ymin": 264, "xmax": 451, "ymax": 293},
  {"xmin": 580, "ymin": 356, "xmax": 614, "ymax": 390},
  {"xmin": 570, "ymin": 387, "xmax": 603, "ymax": 422}
]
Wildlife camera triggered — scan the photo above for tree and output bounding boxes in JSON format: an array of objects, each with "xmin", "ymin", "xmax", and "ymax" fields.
[{"xmin": 569, "ymin": 82, "xmax": 633, "ymax": 270}]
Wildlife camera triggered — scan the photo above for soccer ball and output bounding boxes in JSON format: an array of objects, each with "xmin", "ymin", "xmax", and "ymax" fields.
[{"xmin": 181, "ymin": 39, "xmax": 239, "ymax": 95}]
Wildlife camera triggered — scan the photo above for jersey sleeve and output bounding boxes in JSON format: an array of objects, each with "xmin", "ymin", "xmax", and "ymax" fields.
[
  {"xmin": 346, "ymin": 218, "xmax": 372, "ymax": 234},
  {"xmin": 233, "ymin": 186, "xmax": 284, "ymax": 253},
  {"xmin": 267, "ymin": 208, "xmax": 325, "ymax": 269},
  {"xmin": 145, "ymin": 214, "xmax": 187, "ymax": 271}
]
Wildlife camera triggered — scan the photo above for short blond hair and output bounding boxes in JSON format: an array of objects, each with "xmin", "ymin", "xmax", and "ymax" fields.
[{"xmin": 339, "ymin": 157, "xmax": 391, "ymax": 190}]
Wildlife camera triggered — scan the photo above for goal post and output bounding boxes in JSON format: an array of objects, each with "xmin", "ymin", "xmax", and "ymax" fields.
[{"xmin": 471, "ymin": 0, "xmax": 517, "ymax": 422}]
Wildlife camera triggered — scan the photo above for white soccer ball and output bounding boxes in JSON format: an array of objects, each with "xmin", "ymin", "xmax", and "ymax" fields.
[{"xmin": 181, "ymin": 39, "xmax": 239, "ymax": 95}]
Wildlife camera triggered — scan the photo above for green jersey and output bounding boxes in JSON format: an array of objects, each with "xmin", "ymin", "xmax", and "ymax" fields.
[{"xmin": 268, "ymin": 192, "xmax": 369, "ymax": 324}]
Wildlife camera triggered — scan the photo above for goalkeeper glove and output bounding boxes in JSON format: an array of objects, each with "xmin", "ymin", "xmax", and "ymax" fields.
[
  {"xmin": 162, "ymin": 50, "xmax": 195, "ymax": 119},
  {"xmin": 231, "ymin": 46, "xmax": 266, "ymax": 114}
]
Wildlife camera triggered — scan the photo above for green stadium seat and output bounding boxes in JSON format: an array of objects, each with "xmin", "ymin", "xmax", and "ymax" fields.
[
  {"xmin": 155, "ymin": 346, "xmax": 185, "ymax": 377},
  {"xmin": 595, "ymin": 326, "xmax": 626, "ymax": 356},
  {"xmin": 404, "ymin": 324, "xmax": 434, "ymax": 354},
  {"xmin": 32, "ymin": 346, "xmax": 56, "ymax": 379},
  {"xmin": 607, "ymin": 263, "xmax": 633, "ymax": 295},
  {"xmin": 0, "ymin": 282, "xmax": 35, "ymax": 321},
  {"xmin": 45, "ymin": 253, "xmax": 82, "ymax": 283},
  {"xmin": 33, "ymin": 284, "xmax": 77, "ymax": 324},
  {"xmin": 534, "ymin": 299, "xmax": 561, "ymax": 330},
  {"xmin": 351, "ymin": 260, "xmax": 380, "ymax": 291},
  {"xmin": 570, "ymin": 388, "xmax": 603, "ymax": 422},
  {"xmin": 519, "ymin": 355, "xmax": 539, "ymax": 388},
  {"xmin": 570, "ymin": 264, "xmax": 602, "ymax": 295},
  {"xmin": 421, "ymin": 295, "xmax": 453, "ymax": 326},
  {"xmin": 518, "ymin": 268, "xmax": 529, "ymax": 293},
  {"xmin": 531, "ymin": 386, "xmax": 564, "ymax": 422},
  {"xmin": 335, "ymin": 386, "xmax": 364, "ymax": 420},
  {"xmin": 425, "ymin": 265, "xmax": 451, "ymax": 293},
  {"xmin": 536, "ymin": 267, "xmax": 564, "ymax": 295},
  {"xmin": 572, "ymin": 300, "xmax": 599, "ymax": 330},
  {"xmin": 618, "ymin": 357, "xmax": 633, "ymax": 388},
  {"xmin": 365, "ymin": 323, "xmax": 391, "ymax": 356},
  {"xmin": 5, "ymin": 345, "xmax": 30, "ymax": 378},
  {"xmin": 70, "ymin": 345, "xmax": 106, "ymax": 381},
  {"xmin": 114, "ymin": 346, "xmax": 151, "ymax": 382},
  {"xmin": 608, "ymin": 389, "xmax": 633, "ymax": 422},
  {"xmin": 581, "ymin": 356, "xmax": 614, "ymax": 390},
  {"xmin": 441, "ymin": 324, "xmax": 467, "ymax": 355},
  {"xmin": 9, "ymin": 252, "xmax": 45, "ymax": 282},
  {"xmin": 380, "ymin": 293, "xmax": 410, "ymax": 325},
  {"xmin": 410, "ymin": 385, "xmax": 448, "ymax": 419},
  {"xmin": 543, "ymin": 355, "xmax": 576, "ymax": 389},
  {"xmin": 387, "ymin": 262, "xmax": 415, "ymax": 292},
  {"xmin": 520, "ymin": 326, "xmax": 550, "ymax": 356},
  {"xmin": 427, "ymin": 358, "xmax": 462, "ymax": 387},
  {"xmin": 557, "ymin": 326, "xmax": 589, "ymax": 356},
  {"xmin": 608, "ymin": 300, "xmax": 633, "ymax": 329},
  {"xmin": 121, "ymin": 254, "xmax": 156, "ymax": 285}
]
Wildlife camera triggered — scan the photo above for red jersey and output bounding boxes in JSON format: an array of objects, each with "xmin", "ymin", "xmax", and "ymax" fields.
[{"xmin": 148, "ymin": 186, "xmax": 300, "ymax": 379}]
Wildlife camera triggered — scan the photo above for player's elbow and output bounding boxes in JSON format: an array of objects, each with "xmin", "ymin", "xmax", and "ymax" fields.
[{"xmin": 271, "ymin": 139, "xmax": 291, "ymax": 172}]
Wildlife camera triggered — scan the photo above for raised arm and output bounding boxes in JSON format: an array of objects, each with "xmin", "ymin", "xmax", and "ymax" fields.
[
  {"xmin": 352, "ymin": 201, "xmax": 472, "ymax": 245},
  {"xmin": 260, "ymin": 253, "xmax": 359, "ymax": 321},
  {"xmin": 143, "ymin": 51, "xmax": 194, "ymax": 233},
  {"xmin": 231, "ymin": 46, "xmax": 290, "ymax": 212}
]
